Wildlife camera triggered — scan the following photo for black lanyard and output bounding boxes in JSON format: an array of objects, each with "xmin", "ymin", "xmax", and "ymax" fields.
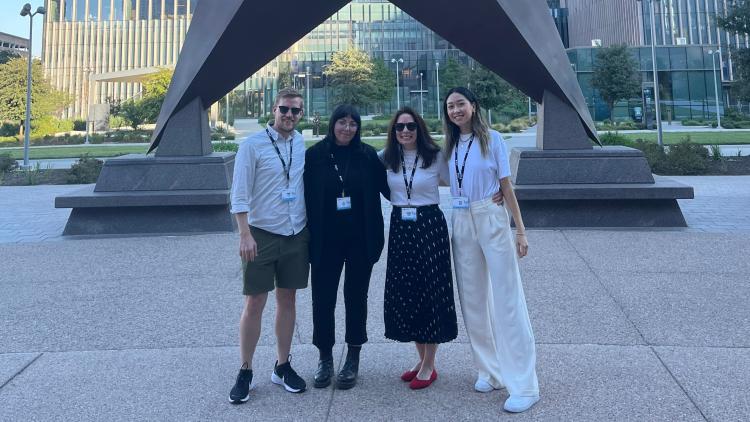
[
  {"xmin": 400, "ymin": 146, "xmax": 419, "ymax": 203},
  {"xmin": 454, "ymin": 134, "xmax": 474, "ymax": 194},
  {"xmin": 266, "ymin": 129, "xmax": 292, "ymax": 185},
  {"xmin": 329, "ymin": 149, "xmax": 351, "ymax": 197}
]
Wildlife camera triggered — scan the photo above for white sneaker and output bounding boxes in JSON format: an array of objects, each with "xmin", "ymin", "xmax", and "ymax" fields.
[
  {"xmin": 503, "ymin": 395, "xmax": 540, "ymax": 413},
  {"xmin": 474, "ymin": 378, "xmax": 504, "ymax": 393}
]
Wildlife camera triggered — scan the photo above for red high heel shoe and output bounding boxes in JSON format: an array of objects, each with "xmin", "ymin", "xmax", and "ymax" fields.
[
  {"xmin": 400, "ymin": 370, "xmax": 418, "ymax": 382},
  {"xmin": 409, "ymin": 370, "xmax": 437, "ymax": 390}
]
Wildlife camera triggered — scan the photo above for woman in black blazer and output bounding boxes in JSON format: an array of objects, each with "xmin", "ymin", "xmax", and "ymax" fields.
[{"xmin": 304, "ymin": 104, "xmax": 389, "ymax": 390}]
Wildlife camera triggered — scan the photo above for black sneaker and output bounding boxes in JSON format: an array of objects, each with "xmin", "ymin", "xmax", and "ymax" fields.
[
  {"xmin": 229, "ymin": 365, "xmax": 253, "ymax": 404},
  {"xmin": 271, "ymin": 356, "xmax": 307, "ymax": 393}
]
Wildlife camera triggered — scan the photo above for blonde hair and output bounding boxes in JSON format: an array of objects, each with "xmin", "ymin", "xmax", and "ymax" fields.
[{"xmin": 274, "ymin": 88, "xmax": 304, "ymax": 107}]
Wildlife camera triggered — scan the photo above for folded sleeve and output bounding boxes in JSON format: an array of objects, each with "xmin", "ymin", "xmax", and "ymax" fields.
[{"xmin": 230, "ymin": 141, "xmax": 256, "ymax": 214}]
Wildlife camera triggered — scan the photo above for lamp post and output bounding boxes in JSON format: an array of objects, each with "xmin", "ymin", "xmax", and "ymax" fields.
[
  {"xmin": 435, "ymin": 61, "xmax": 441, "ymax": 119},
  {"xmin": 391, "ymin": 57, "xmax": 404, "ymax": 109},
  {"xmin": 19, "ymin": 3, "xmax": 46, "ymax": 169},
  {"xmin": 419, "ymin": 72, "xmax": 424, "ymax": 115},
  {"xmin": 637, "ymin": 0, "xmax": 663, "ymax": 147},
  {"xmin": 708, "ymin": 48, "xmax": 722, "ymax": 129},
  {"xmin": 306, "ymin": 65, "xmax": 311, "ymax": 119}
]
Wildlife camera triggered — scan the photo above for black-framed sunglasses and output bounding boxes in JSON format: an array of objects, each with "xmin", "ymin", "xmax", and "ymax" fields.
[
  {"xmin": 394, "ymin": 122, "xmax": 418, "ymax": 132},
  {"xmin": 277, "ymin": 106, "xmax": 303, "ymax": 116}
]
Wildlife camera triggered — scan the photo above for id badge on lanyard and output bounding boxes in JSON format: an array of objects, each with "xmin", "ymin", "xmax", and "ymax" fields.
[
  {"xmin": 281, "ymin": 188, "xmax": 297, "ymax": 202},
  {"xmin": 401, "ymin": 207, "xmax": 417, "ymax": 221},
  {"xmin": 452, "ymin": 197, "xmax": 469, "ymax": 209},
  {"xmin": 337, "ymin": 196, "xmax": 352, "ymax": 211}
]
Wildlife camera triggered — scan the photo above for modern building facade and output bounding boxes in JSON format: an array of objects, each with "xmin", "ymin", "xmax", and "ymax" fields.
[
  {"xmin": 42, "ymin": 0, "xmax": 747, "ymax": 122},
  {"xmin": 570, "ymin": 44, "xmax": 724, "ymax": 121},
  {"xmin": 240, "ymin": 0, "xmax": 469, "ymax": 118},
  {"xmin": 0, "ymin": 32, "xmax": 30, "ymax": 55},
  {"xmin": 42, "ymin": 0, "xmax": 199, "ymax": 118}
]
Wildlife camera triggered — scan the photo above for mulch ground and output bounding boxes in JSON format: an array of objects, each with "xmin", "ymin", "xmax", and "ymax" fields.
[{"xmin": 705, "ymin": 156, "xmax": 750, "ymax": 175}]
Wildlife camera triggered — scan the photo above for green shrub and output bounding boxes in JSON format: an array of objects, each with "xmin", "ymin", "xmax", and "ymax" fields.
[
  {"xmin": 599, "ymin": 132, "xmax": 632, "ymax": 146},
  {"xmin": 211, "ymin": 133, "xmax": 236, "ymax": 140},
  {"xmin": 1, "ymin": 122, "xmax": 19, "ymax": 136},
  {"xmin": 492, "ymin": 123, "xmax": 509, "ymax": 132},
  {"xmin": 31, "ymin": 116, "xmax": 74, "ymax": 136},
  {"xmin": 0, "ymin": 152, "xmax": 18, "ymax": 173},
  {"xmin": 73, "ymin": 119, "xmax": 87, "ymax": 131},
  {"xmin": 109, "ymin": 115, "xmax": 127, "ymax": 129},
  {"xmin": 212, "ymin": 141, "xmax": 239, "ymax": 152},
  {"xmin": 665, "ymin": 138, "xmax": 708, "ymax": 175},
  {"xmin": 709, "ymin": 144, "xmax": 722, "ymax": 161},
  {"xmin": 632, "ymin": 139, "xmax": 668, "ymax": 173},
  {"xmin": 67, "ymin": 154, "xmax": 103, "ymax": 184},
  {"xmin": 0, "ymin": 136, "xmax": 19, "ymax": 145},
  {"xmin": 681, "ymin": 119, "xmax": 707, "ymax": 126}
]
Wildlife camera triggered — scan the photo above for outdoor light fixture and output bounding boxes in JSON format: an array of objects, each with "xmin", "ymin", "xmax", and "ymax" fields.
[
  {"xmin": 19, "ymin": 3, "xmax": 46, "ymax": 169},
  {"xmin": 708, "ymin": 48, "xmax": 722, "ymax": 129},
  {"xmin": 636, "ymin": 0, "xmax": 663, "ymax": 147},
  {"xmin": 391, "ymin": 58, "xmax": 404, "ymax": 109}
]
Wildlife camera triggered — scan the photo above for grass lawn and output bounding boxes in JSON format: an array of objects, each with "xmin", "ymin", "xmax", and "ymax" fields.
[
  {"xmin": 1, "ymin": 145, "xmax": 148, "ymax": 159},
  {"xmin": 618, "ymin": 131, "xmax": 750, "ymax": 145}
]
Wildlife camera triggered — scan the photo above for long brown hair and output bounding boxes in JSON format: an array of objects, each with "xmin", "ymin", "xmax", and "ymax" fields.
[
  {"xmin": 442, "ymin": 87, "xmax": 490, "ymax": 158},
  {"xmin": 383, "ymin": 107, "xmax": 440, "ymax": 172}
]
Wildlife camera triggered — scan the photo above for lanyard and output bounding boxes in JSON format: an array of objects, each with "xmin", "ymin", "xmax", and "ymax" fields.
[
  {"xmin": 454, "ymin": 134, "xmax": 474, "ymax": 194},
  {"xmin": 329, "ymin": 149, "xmax": 351, "ymax": 197},
  {"xmin": 400, "ymin": 146, "xmax": 419, "ymax": 203},
  {"xmin": 266, "ymin": 129, "xmax": 293, "ymax": 185}
]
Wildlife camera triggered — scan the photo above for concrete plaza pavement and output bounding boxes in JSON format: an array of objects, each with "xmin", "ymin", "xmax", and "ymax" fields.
[{"xmin": 1, "ymin": 179, "xmax": 749, "ymax": 421}]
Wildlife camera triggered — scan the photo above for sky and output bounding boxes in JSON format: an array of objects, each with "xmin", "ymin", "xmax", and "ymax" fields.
[{"xmin": 0, "ymin": 0, "xmax": 45, "ymax": 57}]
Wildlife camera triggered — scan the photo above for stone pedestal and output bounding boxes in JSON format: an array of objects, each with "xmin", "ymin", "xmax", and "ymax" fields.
[
  {"xmin": 55, "ymin": 97, "xmax": 238, "ymax": 236},
  {"xmin": 510, "ymin": 147, "xmax": 694, "ymax": 227},
  {"xmin": 56, "ymin": 153, "xmax": 236, "ymax": 235}
]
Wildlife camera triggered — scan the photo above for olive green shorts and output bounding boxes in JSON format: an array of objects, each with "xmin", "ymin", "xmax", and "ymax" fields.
[{"xmin": 242, "ymin": 226, "xmax": 310, "ymax": 295}]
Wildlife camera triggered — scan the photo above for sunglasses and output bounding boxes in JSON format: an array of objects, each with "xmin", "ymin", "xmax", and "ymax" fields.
[
  {"xmin": 277, "ymin": 106, "xmax": 302, "ymax": 116},
  {"xmin": 394, "ymin": 122, "xmax": 418, "ymax": 132}
]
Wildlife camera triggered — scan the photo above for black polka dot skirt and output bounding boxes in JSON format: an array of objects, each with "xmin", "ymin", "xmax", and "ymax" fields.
[{"xmin": 384, "ymin": 204, "xmax": 458, "ymax": 343}]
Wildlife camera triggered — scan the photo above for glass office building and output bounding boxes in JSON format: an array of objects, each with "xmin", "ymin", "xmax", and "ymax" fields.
[
  {"xmin": 569, "ymin": 44, "xmax": 722, "ymax": 121},
  {"xmin": 244, "ymin": 0, "xmax": 468, "ymax": 117}
]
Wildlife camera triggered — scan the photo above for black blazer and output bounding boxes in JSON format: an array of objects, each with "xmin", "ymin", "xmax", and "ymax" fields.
[{"xmin": 304, "ymin": 140, "xmax": 390, "ymax": 267}]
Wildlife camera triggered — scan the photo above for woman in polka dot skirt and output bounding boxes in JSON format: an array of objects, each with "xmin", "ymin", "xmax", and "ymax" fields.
[{"xmin": 380, "ymin": 107, "xmax": 456, "ymax": 390}]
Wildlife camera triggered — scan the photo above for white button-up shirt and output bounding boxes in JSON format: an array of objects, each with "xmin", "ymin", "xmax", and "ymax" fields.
[{"xmin": 230, "ymin": 124, "xmax": 306, "ymax": 236}]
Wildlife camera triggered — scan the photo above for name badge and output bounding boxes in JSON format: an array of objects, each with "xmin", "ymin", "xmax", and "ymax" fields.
[
  {"xmin": 281, "ymin": 188, "xmax": 297, "ymax": 202},
  {"xmin": 401, "ymin": 207, "xmax": 417, "ymax": 221},
  {"xmin": 452, "ymin": 196, "xmax": 470, "ymax": 209},
  {"xmin": 337, "ymin": 196, "xmax": 352, "ymax": 211}
]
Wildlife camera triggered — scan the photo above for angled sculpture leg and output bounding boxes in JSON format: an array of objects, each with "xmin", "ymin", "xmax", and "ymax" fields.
[
  {"xmin": 536, "ymin": 90, "xmax": 593, "ymax": 151},
  {"xmin": 155, "ymin": 97, "xmax": 212, "ymax": 157}
]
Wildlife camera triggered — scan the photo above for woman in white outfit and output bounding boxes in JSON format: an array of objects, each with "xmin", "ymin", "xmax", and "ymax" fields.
[{"xmin": 443, "ymin": 87, "xmax": 540, "ymax": 413}]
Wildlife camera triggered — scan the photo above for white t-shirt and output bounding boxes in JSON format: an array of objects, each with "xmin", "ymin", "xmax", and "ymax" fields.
[
  {"xmin": 448, "ymin": 129, "xmax": 511, "ymax": 202},
  {"xmin": 381, "ymin": 149, "xmax": 449, "ymax": 207}
]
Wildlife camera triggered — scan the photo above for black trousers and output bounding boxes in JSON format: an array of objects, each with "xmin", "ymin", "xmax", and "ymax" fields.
[{"xmin": 311, "ymin": 235, "xmax": 374, "ymax": 351}]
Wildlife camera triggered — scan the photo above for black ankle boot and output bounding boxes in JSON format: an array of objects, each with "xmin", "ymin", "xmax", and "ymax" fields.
[
  {"xmin": 314, "ymin": 356, "xmax": 334, "ymax": 388},
  {"xmin": 336, "ymin": 347, "xmax": 360, "ymax": 390}
]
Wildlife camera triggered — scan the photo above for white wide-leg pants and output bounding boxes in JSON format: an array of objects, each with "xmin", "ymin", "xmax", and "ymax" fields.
[{"xmin": 452, "ymin": 198, "xmax": 539, "ymax": 397}]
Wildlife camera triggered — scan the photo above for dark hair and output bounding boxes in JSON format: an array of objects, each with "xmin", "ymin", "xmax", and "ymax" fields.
[
  {"xmin": 323, "ymin": 104, "xmax": 363, "ymax": 148},
  {"xmin": 383, "ymin": 107, "xmax": 440, "ymax": 172},
  {"xmin": 442, "ymin": 86, "xmax": 490, "ymax": 158}
]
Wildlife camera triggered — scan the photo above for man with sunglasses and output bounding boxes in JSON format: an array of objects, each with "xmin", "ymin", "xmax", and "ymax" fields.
[{"xmin": 229, "ymin": 88, "xmax": 309, "ymax": 403}]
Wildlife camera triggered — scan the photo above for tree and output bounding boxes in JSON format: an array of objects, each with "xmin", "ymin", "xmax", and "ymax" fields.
[
  {"xmin": 140, "ymin": 68, "xmax": 173, "ymax": 123},
  {"xmin": 717, "ymin": 1, "xmax": 750, "ymax": 101},
  {"xmin": 0, "ymin": 57, "xmax": 68, "ymax": 135},
  {"xmin": 323, "ymin": 48, "xmax": 376, "ymax": 108},
  {"xmin": 0, "ymin": 51, "xmax": 20, "ymax": 65},
  {"xmin": 440, "ymin": 57, "xmax": 470, "ymax": 92},
  {"xmin": 591, "ymin": 44, "xmax": 641, "ymax": 120},
  {"xmin": 118, "ymin": 100, "xmax": 148, "ymax": 130},
  {"xmin": 369, "ymin": 58, "xmax": 393, "ymax": 113}
]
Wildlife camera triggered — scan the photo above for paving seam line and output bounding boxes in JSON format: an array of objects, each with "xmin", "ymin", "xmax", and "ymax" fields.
[
  {"xmin": 0, "ymin": 353, "xmax": 43, "ymax": 392},
  {"xmin": 650, "ymin": 347, "xmax": 709, "ymax": 422},
  {"xmin": 324, "ymin": 346, "xmax": 346, "ymax": 422},
  {"xmin": 560, "ymin": 230, "xmax": 649, "ymax": 345}
]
